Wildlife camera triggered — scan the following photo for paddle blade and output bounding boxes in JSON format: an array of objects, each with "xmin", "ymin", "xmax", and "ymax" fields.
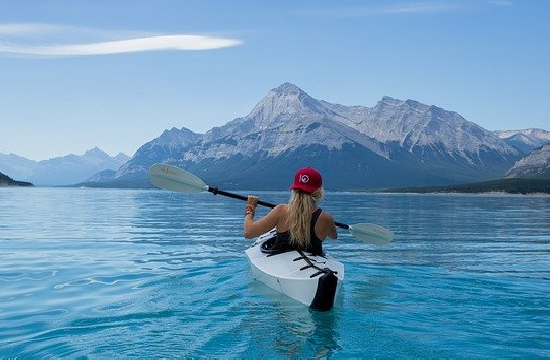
[
  {"xmin": 149, "ymin": 163, "xmax": 209, "ymax": 193},
  {"xmin": 347, "ymin": 223, "xmax": 394, "ymax": 245}
]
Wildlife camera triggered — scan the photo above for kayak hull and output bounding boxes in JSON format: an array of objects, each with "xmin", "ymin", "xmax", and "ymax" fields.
[{"xmin": 245, "ymin": 230, "xmax": 344, "ymax": 309}]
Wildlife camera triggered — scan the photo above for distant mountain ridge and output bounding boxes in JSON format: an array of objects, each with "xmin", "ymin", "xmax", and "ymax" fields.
[
  {"xmin": 112, "ymin": 83, "xmax": 542, "ymax": 190},
  {"xmin": 3, "ymin": 83, "xmax": 548, "ymax": 189},
  {"xmin": 495, "ymin": 128, "xmax": 550, "ymax": 155},
  {"xmin": 0, "ymin": 148, "xmax": 130, "ymax": 186},
  {"xmin": 0, "ymin": 153, "xmax": 39, "ymax": 180}
]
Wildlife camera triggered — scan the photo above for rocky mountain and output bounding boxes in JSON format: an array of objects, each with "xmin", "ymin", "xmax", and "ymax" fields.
[
  {"xmin": 505, "ymin": 145, "xmax": 550, "ymax": 179},
  {"xmin": 495, "ymin": 128, "xmax": 550, "ymax": 155},
  {"xmin": 324, "ymin": 95, "xmax": 520, "ymax": 182},
  {"xmin": 111, "ymin": 83, "xmax": 526, "ymax": 190},
  {"xmin": 113, "ymin": 127, "xmax": 202, "ymax": 185},
  {"xmin": 0, "ymin": 148, "xmax": 130, "ymax": 186}
]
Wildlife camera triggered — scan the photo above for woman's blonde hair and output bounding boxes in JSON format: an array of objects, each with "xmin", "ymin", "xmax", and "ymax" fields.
[{"xmin": 288, "ymin": 187, "xmax": 324, "ymax": 249}]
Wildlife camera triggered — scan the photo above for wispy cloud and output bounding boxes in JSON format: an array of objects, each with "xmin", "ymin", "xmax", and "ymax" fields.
[
  {"xmin": 0, "ymin": 23, "xmax": 243, "ymax": 57},
  {"xmin": 372, "ymin": 2, "xmax": 461, "ymax": 14},
  {"xmin": 488, "ymin": 0, "xmax": 513, "ymax": 6},
  {"xmin": 0, "ymin": 35, "xmax": 243, "ymax": 56},
  {"xmin": 0, "ymin": 23, "xmax": 62, "ymax": 36},
  {"xmin": 298, "ymin": 2, "xmax": 462, "ymax": 18}
]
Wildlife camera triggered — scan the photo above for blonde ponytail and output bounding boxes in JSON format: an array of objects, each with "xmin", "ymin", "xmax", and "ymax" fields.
[{"xmin": 288, "ymin": 188, "xmax": 324, "ymax": 249}]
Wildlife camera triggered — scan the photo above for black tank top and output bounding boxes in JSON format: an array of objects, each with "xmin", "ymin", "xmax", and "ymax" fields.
[{"xmin": 274, "ymin": 208, "xmax": 324, "ymax": 256}]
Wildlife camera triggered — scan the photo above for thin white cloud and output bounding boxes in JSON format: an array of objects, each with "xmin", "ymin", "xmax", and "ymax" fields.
[
  {"xmin": 488, "ymin": 0, "xmax": 513, "ymax": 6},
  {"xmin": 375, "ymin": 2, "xmax": 461, "ymax": 14},
  {"xmin": 0, "ymin": 23, "xmax": 57, "ymax": 36},
  {"xmin": 298, "ymin": 2, "xmax": 462, "ymax": 18},
  {"xmin": 0, "ymin": 35, "xmax": 242, "ymax": 56},
  {"xmin": 0, "ymin": 23, "xmax": 139, "ymax": 39},
  {"xmin": 0, "ymin": 23, "xmax": 243, "ymax": 57}
]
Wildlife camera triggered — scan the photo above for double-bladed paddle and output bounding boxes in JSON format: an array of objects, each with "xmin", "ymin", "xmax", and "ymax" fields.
[{"xmin": 148, "ymin": 163, "xmax": 394, "ymax": 245}]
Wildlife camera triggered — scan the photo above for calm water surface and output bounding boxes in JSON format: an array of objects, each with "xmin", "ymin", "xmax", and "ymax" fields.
[{"xmin": 0, "ymin": 188, "xmax": 549, "ymax": 358}]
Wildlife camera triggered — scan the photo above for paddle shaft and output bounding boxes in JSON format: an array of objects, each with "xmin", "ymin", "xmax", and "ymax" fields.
[
  {"xmin": 208, "ymin": 186, "xmax": 350, "ymax": 230},
  {"xmin": 149, "ymin": 164, "xmax": 391, "ymax": 243}
]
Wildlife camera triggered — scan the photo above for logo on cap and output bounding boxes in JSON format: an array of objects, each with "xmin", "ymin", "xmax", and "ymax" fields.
[{"xmin": 290, "ymin": 167, "xmax": 322, "ymax": 194}]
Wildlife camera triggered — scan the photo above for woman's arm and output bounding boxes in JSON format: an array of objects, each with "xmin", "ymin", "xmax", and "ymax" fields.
[{"xmin": 243, "ymin": 197, "xmax": 283, "ymax": 239}]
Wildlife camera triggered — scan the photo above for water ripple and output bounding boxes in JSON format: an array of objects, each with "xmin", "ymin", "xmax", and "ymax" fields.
[{"xmin": 0, "ymin": 188, "xmax": 548, "ymax": 358}]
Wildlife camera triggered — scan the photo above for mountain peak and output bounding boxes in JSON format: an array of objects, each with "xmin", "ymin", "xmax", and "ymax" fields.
[
  {"xmin": 114, "ymin": 153, "xmax": 130, "ymax": 162},
  {"xmin": 378, "ymin": 96, "xmax": 403, "ymax": 107},
  {"xmin": 245, "ymin": 82, "xmax": 326, "ymax": 123},
  {"xmin": 160, "ymin": 126, "xmax": 197, "ymax": 139},
  {"xmin": 273, "ymin": 82, "xmax": 305, "ymax": 94},
  {"xmin": 378, "ymin": 96, "xmax": 429, "ymax": 111},
  {"xmin": 84, "ymin": 147, "xmax": 108, "ymax": 157}
]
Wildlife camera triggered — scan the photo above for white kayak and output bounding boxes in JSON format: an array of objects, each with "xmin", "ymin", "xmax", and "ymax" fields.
[{"xmin": 245, "ymin": 229, "xmax": 345, "ymax": 311}]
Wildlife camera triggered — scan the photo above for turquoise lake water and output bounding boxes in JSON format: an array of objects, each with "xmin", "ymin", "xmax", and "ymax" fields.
[{"xmin": 0, "ymin": 187, "xmax": 549, "ymax": 358}]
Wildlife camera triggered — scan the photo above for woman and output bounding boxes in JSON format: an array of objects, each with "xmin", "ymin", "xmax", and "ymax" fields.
[{"xmin": 243, "ymin": 167, "xmax": 337, "ymax": 256}]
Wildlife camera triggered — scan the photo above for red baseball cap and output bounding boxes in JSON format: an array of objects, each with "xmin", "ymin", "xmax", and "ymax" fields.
[{"xmin": 290, "ymin": 167, "xmax": 322, "ymax": 194}]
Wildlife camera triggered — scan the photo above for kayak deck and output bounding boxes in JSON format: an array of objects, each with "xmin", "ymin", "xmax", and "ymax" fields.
[{"xmin": 245, "ymin": 230, "xmax": 344, "ymax": 309}]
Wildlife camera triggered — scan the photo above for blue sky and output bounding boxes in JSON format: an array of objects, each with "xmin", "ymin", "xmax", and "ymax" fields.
[{"xmin": 1, "ymin": 0, "xmax": 548, "ymax": 161}]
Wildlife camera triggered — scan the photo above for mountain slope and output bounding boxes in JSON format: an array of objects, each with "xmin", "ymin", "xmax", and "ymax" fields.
[
  {"xmin": 324, "ymin": 96, "xmax": 519, "ymax": 181},
  {"xmin": 181, "ymin": 83, "xmax": 387, "ymax": 161},
  {"xmin": 505, "ymin": 145, "xmax": 550, "ymax": 179},
  {"xmin": 114, "ymin": 127, "xmax": 202, "ymax": 185},
  {"xmin": 0, "ymin": 171, "xmax": 33, "ymax": 187},
  {"xmin": 0, "ymin": 153, "xmax": 39, "ymax": 180}
]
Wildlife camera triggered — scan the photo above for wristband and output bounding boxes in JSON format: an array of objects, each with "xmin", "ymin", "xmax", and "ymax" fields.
[{"xmin": 245, "ymin": 205, "xmax": 256, "ymax": 217}]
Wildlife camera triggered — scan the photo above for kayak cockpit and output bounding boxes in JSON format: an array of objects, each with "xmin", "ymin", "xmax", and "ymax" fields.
[{"xmin": 246, "ymin": 229, "xmax": 344, "ymax": 311}]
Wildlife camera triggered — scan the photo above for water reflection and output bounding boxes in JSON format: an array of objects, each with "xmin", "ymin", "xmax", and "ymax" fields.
[{"xmin": 243, "ymin": 283, "xmax": 342, "ymax": 358}]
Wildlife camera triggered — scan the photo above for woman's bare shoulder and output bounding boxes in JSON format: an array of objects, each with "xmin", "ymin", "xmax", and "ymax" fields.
[
  {"xmin": 319, "ymin": 210, "xmax": 335, "ymax": 222},
  {"xmin": 319, "ymin": 210, "xmax": 337, "ymax": 239},
  {"xmin": 274, "ymin": 204, "xmax": 288, "ymax": 212}
]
